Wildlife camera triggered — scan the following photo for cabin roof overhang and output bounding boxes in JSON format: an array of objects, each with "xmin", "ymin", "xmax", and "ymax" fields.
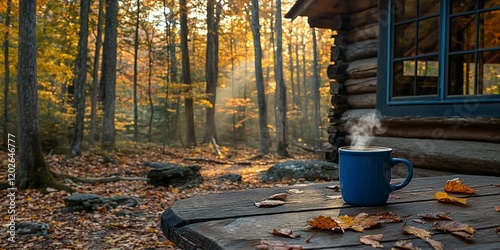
[{"xmin": 285, "ymin": 0, "xmax": 373, "ymax": 29}]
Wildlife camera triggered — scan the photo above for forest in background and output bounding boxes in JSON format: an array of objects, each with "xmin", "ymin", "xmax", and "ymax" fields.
[{"xmin": 0, "ymin": 0, "xmax": 333, "ymax": 155}]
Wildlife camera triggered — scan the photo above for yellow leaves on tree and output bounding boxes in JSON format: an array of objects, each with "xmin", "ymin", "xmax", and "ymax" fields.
[{"xmin": 444, "ymin": 178, "xmax": 475, "ymax": 194}]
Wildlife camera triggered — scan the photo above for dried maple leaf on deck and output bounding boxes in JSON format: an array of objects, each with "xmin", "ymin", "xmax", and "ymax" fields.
[
  {"xmin": 495, "ymin": 206, "xmax": 500, "ymax": 212},
  {"xmin": 444, "ymin": 178, "xmax": 475, "ymax": 194},
  {"xmin": 431, "ymin": 220, "xmax": 476, "ymax": 235},
  {"xmin": 336, "ymin": 213, "xmax": 379, "ymax": 232},
  {"xmin": 374, "ymin": 211, "xmax": 403, "ymax": 223},
  {"xmin": 307, "ymin": 215, "xmax": 344, "ymax": 232},
  {"xmin": 402, "ymin": 224, "xmax": 445, "ymax": 250},
  {"xmin": 417, "ymin": 212, "xmax": 453, "ymax": 220},
  {"xmin": 434, "ymin": 191, "xmax": 467, "ymax": 205},
  {"xmin": 393, "ymin": 239, "xmax": 422, "ymax": 250},
  {"xmin": 272, "ymin": 228, "xmax": 301, "ymax": 239},
  {"xmin": 359, "ymin": 234, "xmax": 384, "ymax": 248},
  {"xmin": 266, "ymin": 193, "xmax": 288, "ymax": 201},
  {"xmin": 403, "ymin": 224, "xmax": 431, "ymax": 239}
]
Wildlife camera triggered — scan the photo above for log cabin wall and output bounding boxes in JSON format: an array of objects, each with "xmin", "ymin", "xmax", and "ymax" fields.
[
  {"xmin": 287, "ymin": 0, "xmax": 500, "ymax": 175},
  {"xmin": 327, "ymin": 1, "xmax": 379, "ymax": 160}
]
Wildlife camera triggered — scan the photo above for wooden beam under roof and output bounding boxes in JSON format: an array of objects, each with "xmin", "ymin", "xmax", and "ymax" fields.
[{"xmin": 285, "ymin": 0, "xmax": 348, "ymax": 21}]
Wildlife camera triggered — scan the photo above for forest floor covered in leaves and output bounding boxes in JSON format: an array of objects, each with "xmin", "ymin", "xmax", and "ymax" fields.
[{"xmin": 0, "ymin": 145, "xmax": 322, "ymax": 249}]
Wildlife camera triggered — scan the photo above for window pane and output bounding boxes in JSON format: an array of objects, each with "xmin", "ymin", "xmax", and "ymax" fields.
[
  {"xmin": 450, "ymin": 14, "xmax": 477, "ymax": 51},
  {"xmin": 448, "ymin": 53, "xmax": 476, "ymax": 95},
  {"xmin": 483, "ymin": 0, "xmax": 500, "ymax": 9},
  {"xmin": 480, "ymin": 10, "xmax": 500, "ymax": 49},
  {"xmin": 416, "ymin": 56, "xmax": 439, "ymax": 95},
  {"xmin": 393, "ymin": 60, "xmax": 415, "ymax": 96},
  {"xmin": 395, "ymin": 0, "xmax": 417, "ymax": 22},
  {"xmin": 395, "ymin": 23, "xmax": 416, "ymax": 57},
  {"xmin": 418, "ymin": 17, "xmax": 439, "ymax": 54},
  {"xmin": 419, "ymin": 0, "xmax": 440, "ymax": 17},
  {"xmin": 451, "ymin": 0, "xmax": 476, "ymax": 14},
  {"xmin": 478, "ymin": 50, "xmax": 500, "ymax": 94}
]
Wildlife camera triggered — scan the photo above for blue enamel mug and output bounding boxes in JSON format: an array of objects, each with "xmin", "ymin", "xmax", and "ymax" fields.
[{"xmin": 338, "ymin": 146, "xmax": 413, "ymax": 206}]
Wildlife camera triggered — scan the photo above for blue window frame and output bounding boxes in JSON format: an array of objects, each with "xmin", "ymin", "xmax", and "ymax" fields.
[{"xmin": 377, "ymin": 0, "xmax": 500, "ymax": 117}]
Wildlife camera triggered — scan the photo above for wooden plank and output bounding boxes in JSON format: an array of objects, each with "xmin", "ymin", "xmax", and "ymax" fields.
[
  {"xmin": 346, "ymin": 92, "xmax": 377, "ymax": 109},
  {"xmin": 344, "ymin": 77, "xmax": 377, "ymax": 94},
  {"xmin": 161, "ymin": 175, "xmax": 500, "ymax": 225},
  {"xmin": 346, "ymin": 57, "xmax": 378, "ymax": 79},
  {"xmin": 171, "ymin": 191, "xmax": 500, "ymax": 249},
  {"xmin": 331, "ymin": 45, "xmax": 346, "ymax": 61},
  {"xmin": 347, "ymin": 0, "xmax": 377, "ymax": 13},
  {"xmin": 345, "ymin": 23, "xmax": 379, "ymax": 44},
  {"xmin": 345, "ymin": 39, "xmax": 378, "ymax": 62},
  {"xmin": 359, "ymin": 136, "xmax": 500, "ymax": 175},
  {"xmin": 349, "ymin": 6, "xmax": 378, "ymax": 28}
]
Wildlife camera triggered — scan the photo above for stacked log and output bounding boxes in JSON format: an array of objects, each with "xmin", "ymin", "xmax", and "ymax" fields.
[{"xmin": 327, "ymin": 2, "xmax": 379, "ymax": 161}]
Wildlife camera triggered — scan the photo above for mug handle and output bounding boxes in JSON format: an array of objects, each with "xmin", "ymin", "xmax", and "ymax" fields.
[{"xmin": 390, "ymin": 158, "xmax": 413, "ymax": 191}]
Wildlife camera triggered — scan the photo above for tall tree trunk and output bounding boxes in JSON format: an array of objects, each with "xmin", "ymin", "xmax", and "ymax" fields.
[
  {"xmin": 180, "ymin": 0, "xmax": 196, "ymax": 146},
  {"xmin": 301, "ymin": 42, "xmax": 308, "ymax": 140},
  {"xmin": 230, "ymin": 35, "xmax": 236, "ymax": 146},
  {"xmin": 274, "ymin": 0, "xmax": 290, "ymax": 157},
  {"xmin": 312, "ymin": 28, "xmax": 321, "ymax": 147},
  {"xmin": 100, "ymin": 0, "xmax": 118, "ymax": 150},
  {"xmin": 295, "ymin": 43, "xmax": 302, "ymax": 139},
  {"xmin": 250, "ymin": 0, "xmax": 270, "ymax": 154},
  {"xmin": 3, "ymin": 0, "xmax": 11, "ymax": 147},
  {"xmin": 89, "ymin": 0, "xmax": 104, "ymax": 146},
  {"xmin": 288, "ymin": 34, "xmax": 297, "ymax": 141},
  {"xmin": 133, "ymin": 0, "xmax": 140, "ymax": 142},
  {"xmin": 145, "ymin": 29, "xmax": 155, "ymax": 143},
  {"xmin": 202, "ymin": 0, "xmax": 220, "ymax": 143},
  {"xmin": 69, "ymin": 0, "xmax": 90, "ymax": 157},
  {"xmin": 17, "ymin": 0, "xmax": 70, "ymax": 191}
]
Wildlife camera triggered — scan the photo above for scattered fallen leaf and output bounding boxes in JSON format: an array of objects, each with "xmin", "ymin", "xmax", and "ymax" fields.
[
  {"xmin": 417, "ymin": 212, "xmax": 453, "ymax": 220},
  {"xmin": 496, "ymin": 227, "xmax": 500, "ymax": 234},
  {"xmin": 374, "ymin": 211, "xmax": 403, "ymax": 223},
  {"xmin": 423, "ymin": 237, "xmax": 445, "ymax": 250},
  {"xmin": 255, "ymin": 240, "xmax": 303, "ymax": 250},
  {"xmin": 444, "ymin": 178, "xmax": 475, "ymax": 194},
  {"xmin": 255, "ymin": 200, "xmax": 285, "ymax": 208},
  {"xmin": 403, "ymin": 224, "xmax": 431, "ymax": 239},
  {"xmin": 359, "ymin": 234, "xmax": 384, "ymax": 248},
  {"xmin": 336, "ymin": 213, "xmax": 379, "ymax": 232},
  {"xmin": 286, "ymin": 189, "xmax": 303, "ymax": 194},
  {"xmin": 266, "ymin": 193, "xmax": 288, "ymax": 201},
  {"xmin": 431, "ymin": 220, "xmax": 476, "ymax": 235},
  {"xmin": 450, "ymin": 231, "xmax": 475, "ymax": 241},
  {"xmin": 307, "ymin": 215, "xmax": 343, "ymax": 232},
  {"xmin": 326, "ymin": 185, "xmax": 340, "ymax": 192},
  {"xmin": 434, "ymin": 191, "xmax": 467, "ymax": 205},
  {"xmin": 393, "ymin": 239, "xmax": 422, "ymax": 250},
  {"xmin": 403, "ymin": 224, "xmax": 445, "ymax": 250},
  {"xmin": 495, "ymin": 206, "xmax": 500, "ymax": 212},
  {"xmin": 272, "ymin": 228, "xmax": 301, "ymax": 239}
]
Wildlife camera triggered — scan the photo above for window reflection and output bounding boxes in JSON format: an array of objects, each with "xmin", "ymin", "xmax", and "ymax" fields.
[
  {"xmin": 418, "ymin": 17, "xmax": 440, "ymax": 54},
  {"xmin": 450, "ymin": 14, "xmax": 477, "ymax": 52},
  {"xmin": 449, "ymin": 53, "xmax": 476, "ymax": 95},
  {"xmin": 480, "ymin": 10, "xmax": 500, "ymax": 49},
  {"xmin": 478, "ymin": 51, "xmax": 500, "ymax": 94}
]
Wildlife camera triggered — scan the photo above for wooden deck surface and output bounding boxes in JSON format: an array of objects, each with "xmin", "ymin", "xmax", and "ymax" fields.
[{"xmin": 160, "ymin": 175, "xmax": 500, "ymax": 249}]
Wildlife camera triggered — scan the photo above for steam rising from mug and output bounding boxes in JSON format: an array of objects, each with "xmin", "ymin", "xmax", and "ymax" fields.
[{"xmin": 347, "ymin": 112, "xmax": 386, "ymax": 147}]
